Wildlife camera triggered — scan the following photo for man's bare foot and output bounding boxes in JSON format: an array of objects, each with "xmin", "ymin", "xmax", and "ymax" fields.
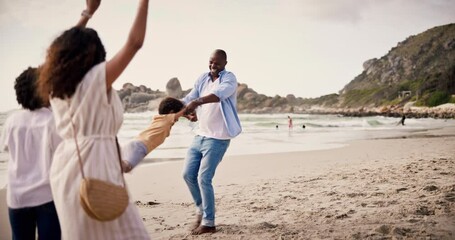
[
  {"xmin": 190, "ymin": 215, "xmax": 202, "ymax": 230},
  {"xmin": 191, "ymin": 225, "xmax": 216, "ymax": 235}
]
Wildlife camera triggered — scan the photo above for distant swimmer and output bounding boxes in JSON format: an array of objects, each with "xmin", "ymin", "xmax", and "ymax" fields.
[
  {"xmin": 288, "ymin": 116, "xmax": 293, "ymax": 130},
  {"xmin": 302, "ymin": 124, "xmax": 306, "ymax": 129},
  {"xmin": 276, "ymin": 125, "xmax": 279, "ymax": 129}
]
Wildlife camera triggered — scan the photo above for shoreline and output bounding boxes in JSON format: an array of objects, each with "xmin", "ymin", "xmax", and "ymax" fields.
[
  {"xmin": 135, "ymin": 125, "xmax": 454, "ymax": 169},
  {"xmin": 238, "ymin": 105, "xmax": 455, "ymax": 119},
  {"xmin": 125, "ymin": 126, "xmax": 455, "ymax": 239}
]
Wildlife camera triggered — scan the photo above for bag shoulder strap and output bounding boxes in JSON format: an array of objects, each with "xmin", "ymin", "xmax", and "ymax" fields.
[{"xmin": 68, "ymin": 101, "xmax": 126, "ymax": 186}]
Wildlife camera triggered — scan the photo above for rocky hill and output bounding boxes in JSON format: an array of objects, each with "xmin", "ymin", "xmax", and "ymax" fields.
[
  {"xmin": 339, "ymin": 23, "xmax": 455, "ymax": 108},
  {"xmin": 118, "ymin": 24, "xmax": 455, "ymax": 118}
]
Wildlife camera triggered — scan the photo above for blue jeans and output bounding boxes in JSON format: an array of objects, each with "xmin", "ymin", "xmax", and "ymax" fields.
[
  {"xmin": 182, "ymin": 135, "xmax": 230, "ymax": 227},
  {"xmin": 9, "ymin": 201, "xmax": 61, "ymax": 240}
]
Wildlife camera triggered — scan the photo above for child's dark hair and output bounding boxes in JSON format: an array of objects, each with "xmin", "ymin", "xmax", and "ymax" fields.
[
  {"xmin": 14, "ymin": 67, "xmax": 46, "ymax": 111},
  {"xmin": 158, "ymin": 97, "xmax": 184, "ymax": 114}
]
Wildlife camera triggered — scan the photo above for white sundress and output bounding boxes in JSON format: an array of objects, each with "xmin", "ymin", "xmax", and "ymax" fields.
[{"xmin": 49, "ymin": 62, "xmax": 150, "ymax": 240}]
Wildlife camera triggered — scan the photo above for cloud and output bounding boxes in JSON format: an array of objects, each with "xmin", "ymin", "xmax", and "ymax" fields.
[
  {"xmin": 299, "ymin": 0, "xmax": 455, "ymax": 24},
  {"xmin": 300, "ymin": 0, "xmax": 378, "ymax": 24}
]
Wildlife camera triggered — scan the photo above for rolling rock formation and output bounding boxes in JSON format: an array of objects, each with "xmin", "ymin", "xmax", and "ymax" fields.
[
  {"xmin": 117, "ymin": 83, "xmax": 166, "ymax": 113},
  {"xmin": 117, "ymin": 79, "xmax": 191, "ymax": 113},
  {"xmin": 118, "ymin": 79, "xmax": 304, "ymax": 114},
  {"xmin": 118, "ymin": 24, "xmax": 455, "ymax": 118},
  {"xmin": 118, "ymin": 78, "xmax": 455, "ymax": 118}
]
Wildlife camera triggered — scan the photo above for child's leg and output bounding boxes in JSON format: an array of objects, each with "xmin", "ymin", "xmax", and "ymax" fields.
[{"xmin": 122, "ymin": 140, "xmax": 148, "ymax": 170}]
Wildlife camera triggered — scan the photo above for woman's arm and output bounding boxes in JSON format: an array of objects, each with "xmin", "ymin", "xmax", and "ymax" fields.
[
  {"xmin": 75, "ymin": 0, "xmax": 101, "ymax": 28},
  {"xmin": 106, "ymin": 0, "xmax": 149, "ymax": 92}
]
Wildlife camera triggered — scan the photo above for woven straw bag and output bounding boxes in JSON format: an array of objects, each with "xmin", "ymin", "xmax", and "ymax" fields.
[
  {"xmin": 79, "ymin": 177, "xmax": 129, "ymax": 221},
  {"xmin": 71, "ymin": 116, "xmax": 129, "ymax": 221}
]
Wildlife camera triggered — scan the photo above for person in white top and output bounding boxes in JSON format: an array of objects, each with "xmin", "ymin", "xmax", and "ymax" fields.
[
  {"xmin": 36, "ymin": 0, "xmax": 151, "ymax": 239},
  {"xmin": 0, "ymin": 67, "xmax": 62, "ymax": 240}
]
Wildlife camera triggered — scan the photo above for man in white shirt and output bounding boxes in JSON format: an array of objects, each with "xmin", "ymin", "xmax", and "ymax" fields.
[{"xmin": 182, "ymin": 49, "xmax": 242, "ymax": 235}]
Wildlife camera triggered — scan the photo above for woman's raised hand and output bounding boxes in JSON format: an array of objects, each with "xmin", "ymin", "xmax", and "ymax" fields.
[
  {"xmin": 86, "ymin": 0, "xmax": 101, "ymax": 14},
  {"xmin": 76, "ymin": 0, "xmax": 101, "ymax": 27}
]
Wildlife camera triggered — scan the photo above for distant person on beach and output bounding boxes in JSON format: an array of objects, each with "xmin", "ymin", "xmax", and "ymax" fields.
[
  {"xmin": 36, "ymin": 0, "xmax": 150, "ymax": 239},
  {"xmin": 288, "ymin": 115, "xmax": 293, "ymax": 129},
  {"xmin": 398, "ymin": 115, "xmax": 406, "ymax": 126},
  {"xmin": 0, "ymin": 67, "xmax": 62, "ymax": 240},
  {"xmin": 121, "ymin": 97, "xmax": 188, "ymax": 172},
  {"xmin": 182, "ymin": 49, "xmax": 242, "ymax": 235}
]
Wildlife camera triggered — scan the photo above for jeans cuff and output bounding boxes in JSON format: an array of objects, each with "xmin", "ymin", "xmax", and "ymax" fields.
[{"xmin": 201, "ymin": 219, "xmax": 215, "ymax": 227}]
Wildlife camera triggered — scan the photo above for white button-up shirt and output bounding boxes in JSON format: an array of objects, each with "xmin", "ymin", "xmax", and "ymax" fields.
[{"xmin": 0, "ymin": 108, "xmax": 61, "ymax": 208}]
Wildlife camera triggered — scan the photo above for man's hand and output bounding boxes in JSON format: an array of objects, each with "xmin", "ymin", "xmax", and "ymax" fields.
[
  {"xmin": 186, "ymin": 100, "xmax": 202, "ymax": 114},
  {"xmin": 184, "ymin": 111, "xmax": 198, "ymax": 122}
]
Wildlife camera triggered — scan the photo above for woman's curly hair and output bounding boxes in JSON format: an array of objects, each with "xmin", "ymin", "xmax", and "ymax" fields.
[
  {"xmin": 158, "ymin": 97, "xmax": 184, "ymax": 114},
  {"xmin": 14, "ymin": 67, "xmax": 44, "ymax": 111},
  {"xmin": 37, "ymin": 27, "xmax": 106, "ymax": 102}
]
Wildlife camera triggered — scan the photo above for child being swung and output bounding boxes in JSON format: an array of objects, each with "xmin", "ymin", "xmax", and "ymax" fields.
[{"xmin": 121, "ymin": 97, "xmax": 190, "ymax": 172}]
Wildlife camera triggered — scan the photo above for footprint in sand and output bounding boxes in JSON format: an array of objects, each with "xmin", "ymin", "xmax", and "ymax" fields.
[
  {"xmin": 444, "ymin": 192, "xmax": 455, "ymax": 202},
  {"xmin": 396, "ymin": 187, "xmax": 408, "ymax": 193},
  {"xmin": 415, "ymin": 206, "xmax": 435, "ymax": 216},
  {"xmin": 135, "ymin": 200, "xmax": 160, "ymax": 208},
  {"xmin": 423, "ymin": 185, "xmax": 439, "ymax": 192}
]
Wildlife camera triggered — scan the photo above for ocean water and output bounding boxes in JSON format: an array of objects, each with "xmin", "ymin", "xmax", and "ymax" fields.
[
  {"xmin": 1, "ymin": 111, "xmax": 454, "ymax": 187},
  {"xmin": 120, "ymin": 112, "xmax": 454, "ymax": 160}
]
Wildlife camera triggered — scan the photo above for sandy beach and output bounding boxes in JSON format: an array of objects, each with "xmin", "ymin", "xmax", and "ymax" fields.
[
  {"xmin": 1, "ymin": 126, "xmax": 454, "ymax": 239},
  {"xmin": 125, "ymin": 126, "xmax": 455, "ymax": 239}
]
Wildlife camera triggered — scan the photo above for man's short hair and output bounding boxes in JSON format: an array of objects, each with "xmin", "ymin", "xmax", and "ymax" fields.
[
  {"xmin": 158, "ymin": 97, "xmax": 184, "ymax": 114},
  {"xmin": 214, "ymin": 49, "xmax": 227, "ymax": 61}
]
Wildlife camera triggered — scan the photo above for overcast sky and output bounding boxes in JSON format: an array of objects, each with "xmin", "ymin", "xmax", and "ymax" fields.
[{"xmin": 1, "ymin": 0, "xmax": 454, "ymax": 112}]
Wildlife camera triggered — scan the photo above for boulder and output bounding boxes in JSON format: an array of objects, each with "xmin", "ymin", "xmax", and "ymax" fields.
[
  {"xmin": 122, "ymin": 83, "xmax": 134, "ymax": 89},
  {"xmin": 138, "ymin": 85, "xmax": 150, "ymax": 93},
  {"xmin": 237, "ymin": 83, "xmax": 249, "ymax": 99},
  {"xmin": 117, "ymin": 88, "xmax": 131, "ymax": 100},
  {"xmin": 243, "ymin": 92, "xmax": 257, "ymax": 101},
  {"xmin": 286, "ymin": 94, "xmax": 296, "ymax": 104},
  {"xmin": 130, "ymin": 93, "xmax": 155, "ymax": 104},
  {"xmin": 263, "ymin": 98, "xmax": 273, "ymax": 108},
  {"xmin": 166, "ymin": 77, "xmax": 183, "ymax": 98}
]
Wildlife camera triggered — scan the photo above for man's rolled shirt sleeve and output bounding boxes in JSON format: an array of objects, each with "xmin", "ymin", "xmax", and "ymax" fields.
[{"xmin": 211, "ymin": 72, "xmax": 237, "ymax": 100}]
